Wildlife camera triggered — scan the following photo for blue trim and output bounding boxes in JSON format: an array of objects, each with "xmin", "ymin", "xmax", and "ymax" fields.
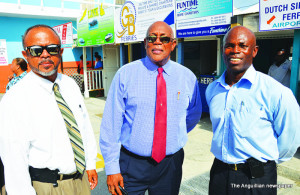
[
  {"xmin": 291, "ymin": 29, "xmax": 300, "ymax": 100},
  {"xmin": 177, "ymin": 24, "xmax": 230, "ymax": 38},
  {"xmin": 177, "ymin": 40, "xmax": 184, "ymax": 65}
]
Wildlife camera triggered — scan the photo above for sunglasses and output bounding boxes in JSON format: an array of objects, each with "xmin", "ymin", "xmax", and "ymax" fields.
[
  {"xmin": 25, "ymin": 44, "xmax": 61, "ymax": 57},
  {"xmin": 146, "ymin": 36, "xmax": 173, "ymax": 44}
]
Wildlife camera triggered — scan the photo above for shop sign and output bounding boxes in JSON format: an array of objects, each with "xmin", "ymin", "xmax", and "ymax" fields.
[
  {"xmin": 53, "ymin": 22, "xmax": 73, "ymax": 48},
  {"xmin": 77, "ymin": 5, "xmax": 114, "ymax": 46},
  {"xmin": 115, "ymin": 0, "xmax": 175, "ymax": 44},
  {"xmin": 0, "ymin": 39, "xmax": 8, "ymax": 66},
  {"xmin": 260, "ymin": 0, "xmax": 300, "ymax": 31},
  {"xmin": 176, "ymin": 0, "xmax": 232, "ymax": 38}
]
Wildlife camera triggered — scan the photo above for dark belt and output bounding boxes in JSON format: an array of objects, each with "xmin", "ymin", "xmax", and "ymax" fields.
[
  {"xmin": 121, "ymin": 146, "xmax": 181, "ymax": 160},
  {"xmin": 215, "ymin": 158, "xmax": 271, "ymax": 171},
  {"xmin": 29, "ymin": 166, "xmax": 82, "ymax": 186}
]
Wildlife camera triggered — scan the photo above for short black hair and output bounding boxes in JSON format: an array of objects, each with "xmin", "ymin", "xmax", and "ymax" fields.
[
  {"xmin": 22, "ymin": 24, "xmax": 61, "ymax": 49},
  {"xmin": 13, "ymin": 58, "xmax": 28, "ymax": 71}
]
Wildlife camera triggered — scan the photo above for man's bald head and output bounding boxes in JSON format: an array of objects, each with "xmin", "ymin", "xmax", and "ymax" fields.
[
  {"xmin": 144, "ymin": 21, "xmax": 176, "ymax": 66},
  {"xmin": 223, "ymin": 26, "xmax": 256, "ymax": 48},
  {"xmin": 146, "ymin": 21, "xmax": 174, "ymax": 39},
  {"xmin": 222, "ymin": 26, "xmax": 259, "ymax": 78}
]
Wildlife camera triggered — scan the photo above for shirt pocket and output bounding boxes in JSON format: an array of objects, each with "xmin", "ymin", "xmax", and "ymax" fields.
[
  {"xmin": 173, "ymin": 91, "xmax": 189, "ymax": 116},
  {"xmin": 231, "ymin": 105, "xmax": 270, "ymax": 138}
]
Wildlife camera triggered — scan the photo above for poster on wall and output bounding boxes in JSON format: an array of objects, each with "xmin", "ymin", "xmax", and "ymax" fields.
[
  {"xmin": 77, "ymin": 5, "xmax": 114, "ymax": 46},
  {"xmin": 260, "ymin": 0, "xmax": 300, "ymax": 31},
  {"xmin": 176, "ymin": 0, "xmax": 232, "ymax": 38},
  {"xmin": 53, "ymin": 22, "xmax": 73, "ymax": 48},
  {"xmin": 115, "ymin": 0, "xmax": 175, "ymax": 44},
  {"xmin": 0, "ymin": 39, "xmax": 8, "ymax": 66}
]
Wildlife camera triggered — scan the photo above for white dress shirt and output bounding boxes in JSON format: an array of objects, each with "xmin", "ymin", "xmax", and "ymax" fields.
[{"xmin": 0, "ymin": 71, "xmax": 97, "ymax": 195}]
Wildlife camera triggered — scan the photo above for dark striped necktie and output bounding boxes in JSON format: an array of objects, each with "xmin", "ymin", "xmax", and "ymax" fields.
[{"xmin": 53, "ymin": 83, "xmax": 86, "ymax": 174}]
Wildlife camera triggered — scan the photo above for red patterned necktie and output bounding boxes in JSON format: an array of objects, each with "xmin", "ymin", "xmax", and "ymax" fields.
[{"xmin": 152, "ymin": 67, "xmax": 167, "ymax": 163}]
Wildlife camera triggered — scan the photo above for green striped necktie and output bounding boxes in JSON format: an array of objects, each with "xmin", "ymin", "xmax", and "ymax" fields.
[{"xmin": 53, "ymin": 83, "xmax": 86, "ymax": 174}]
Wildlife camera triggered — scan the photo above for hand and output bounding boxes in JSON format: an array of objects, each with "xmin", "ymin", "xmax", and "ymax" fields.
[
  {"xmin": 8, "ymin": 75, "xmax": 14, "ymax": 81},
  {"xmin": 107, "ymin": 173, "xmax": 124, "ymax": 195},
  {"xmin": 86, "ymin": 169, "xmax": 98, "ymax": 190}
]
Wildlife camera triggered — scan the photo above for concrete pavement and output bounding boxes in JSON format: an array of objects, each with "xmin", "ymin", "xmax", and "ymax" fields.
[
  {"xmin": 0, "ymin": 93, "xmax": 299, "ymax": 194},
  {"xmin": 83, "ymin": 96, "xmax": 300, "ymax": 195}
]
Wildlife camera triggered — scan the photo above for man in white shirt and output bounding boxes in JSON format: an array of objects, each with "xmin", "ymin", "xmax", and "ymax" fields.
[
  {"xmin": 0, "ymin": 24, "xmax": 98, "ymax": 195},
  {"xmin": 268, "ymin": 48, "xmax": 291, "ymax": 87}
]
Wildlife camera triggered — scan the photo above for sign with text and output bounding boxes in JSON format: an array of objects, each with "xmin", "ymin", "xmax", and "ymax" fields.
[
  {"xmin": 176, "ymin": 0, "xmax": 232, "ymax": 38},
  {"xmin": 77, "ymin": 5, "xmax": 114, "ymax": 46},
  {"xmin": 53, "ymin": 22, "xmax": 73, "ymax": 48},
  {"xmin": 115, "ymin": 0, "xmax": 175, "ymax": 44},
  {"xmin": 0, "ymin": 39, "xmax": 8, "ymax": 66},
  {"xmin": 260, "ymin": 0, "xmax": 300, "ymax": 31}
]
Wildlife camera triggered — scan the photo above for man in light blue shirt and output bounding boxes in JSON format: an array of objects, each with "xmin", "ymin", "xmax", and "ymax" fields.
[
  {"xmin": 100, "ymin": 21, "xmax": 202, "ymax": 195},
  {"xmin": 268, "ymin": 48, "xmax": 291, "ymax": 88},
  {"xmin": 206, "ymin": 26, "xmax": 300, "ymax": 195}
]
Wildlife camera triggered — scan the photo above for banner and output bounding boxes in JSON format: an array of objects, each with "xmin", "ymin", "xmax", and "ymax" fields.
[
  {"xmin": 77, "ymin": 5, "xmax": 114, "ymax": 46},
  {"xmin": 176, "ymin": 0, "xmax": 232, "ymax": 38},
  {"xmin": 260, "ymin": 0, "xmax": 300, "ymax": 31},
  {"xmin": 53, "ymin": 22, "xmax": 73, "ymax": 48},
  {"xmin": 0, "ymin": 39, "xmax": 8, "ymax": 66},
  {"xmin": 115, "ymin": 0, "xmax": 175, "ymax": 44}
]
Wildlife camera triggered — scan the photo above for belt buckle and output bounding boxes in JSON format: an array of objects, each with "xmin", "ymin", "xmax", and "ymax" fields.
[
  {"xmin": 234, "ymin": 164, "xmax": 237, "ymax": 171},
  {"xmin": 59, "ymin": 174, "xmax": 63, "ymax": 181}
]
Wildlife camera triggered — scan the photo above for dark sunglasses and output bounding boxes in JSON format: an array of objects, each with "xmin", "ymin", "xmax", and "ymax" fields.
[
  {"xmin": 25, "ymin": 44, "xmax": 61, "ymax": 57},
  {"xmin": 146, "ymin": 36, "xmax": 173, "ymax": 44}
]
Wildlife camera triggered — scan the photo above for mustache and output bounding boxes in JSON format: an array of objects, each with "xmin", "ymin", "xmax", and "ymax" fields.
[{"xmin": 38, "ymin": 59, "xmax": 54, "ymax": 66}]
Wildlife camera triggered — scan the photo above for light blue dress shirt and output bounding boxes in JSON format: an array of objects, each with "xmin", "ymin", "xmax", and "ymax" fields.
[
  {"xmin": 100, "ymin": 57, "xmax": 202, "ymax": 175},
  {"xmin": 206, "ymin": 65, "xmax": 300, "ymax": 164}
]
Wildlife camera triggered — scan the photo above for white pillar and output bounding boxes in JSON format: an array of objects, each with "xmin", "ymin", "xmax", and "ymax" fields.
[{"xmin": 83, "ymin": 47, "xmax": 89, "ymax": 98}]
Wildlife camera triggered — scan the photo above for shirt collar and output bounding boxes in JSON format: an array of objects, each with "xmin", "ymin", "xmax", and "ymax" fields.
[
  {"xmin": 217, "ymin": 65, "xmax": 256, "ymax": 87},
  {"xmin": 30, "ymin": 71, "xmax": 62, "ymax": 94},
  {"xmin": 144, "ymin": 56, "xmax": 172, "ymax": 76}
]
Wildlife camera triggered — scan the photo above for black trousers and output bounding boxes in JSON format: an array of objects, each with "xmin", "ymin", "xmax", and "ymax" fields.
[
  {"xmin": 120, "ymin": 147, "xmax": 184, "ymax": 195},
  {"xmin": 209, "ymin": 158, "xmax": 277, "ymax": 195},
  {"xmin": 0, "ymin": 158, "xmax": 4, "ymax": 189}
]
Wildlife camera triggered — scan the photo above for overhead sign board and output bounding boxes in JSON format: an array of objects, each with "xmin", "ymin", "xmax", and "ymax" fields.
[
  {"xmin": 233, "ymin": 0, "xmax": 259, "ymax": 15},
  {"xmin": 260, "ymin": 0, "xmax": 300, "ymax": 31},
  {"xmin": 115, "ymin": 0, "xmax": 175, "ymax": 44},
  {"xmin": 176, "ymin": 0, "xmax": 232, "ymax": 38},
  {"xmin": 53, "ymin": 22, "xmax": 73, "ymax": 48},
  {"xmin": 77, "ymin": 5, "xmax": 114, "ymax": 46}
]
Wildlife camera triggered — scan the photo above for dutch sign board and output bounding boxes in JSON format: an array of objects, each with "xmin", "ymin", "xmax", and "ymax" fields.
[
  {"xmin": 115, "ymin": 0, "xmax": 175, "ymax": 44},
  {"xmin": 176, "ymin": 0, "xmax": 232, "ymax": 38},
  {"xmin": 53, "ymin": 22, "xmax": 73, "ymax": 48},
  {"xmin": 260, "ymin": 0, "xmax": 300, "ymax": 31},
  {"xmin": 77, "ymin": 5, "xmax": 114, "ymax": 46}
]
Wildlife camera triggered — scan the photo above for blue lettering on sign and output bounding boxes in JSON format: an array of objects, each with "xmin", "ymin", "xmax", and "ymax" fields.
[
  {"xmin": 177, "ymin": 0, "xmax": 198, "ymax": 13},
  {"xmin": 177, "ymin": 25, "xmax": 230, "ymax": 38},
  {"xmin": 265, "ymin": 4, "xmax": 288, "ymax": 14}
]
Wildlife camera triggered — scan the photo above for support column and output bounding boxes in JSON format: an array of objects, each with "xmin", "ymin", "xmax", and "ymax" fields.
[
  {"xmin": 83, "ymin": 47, "xmax": 89, "ymax": 98},
  {"xmin": 291, "ymin": 29, "xmax": 300, "ymax": 101},
  {"xmin": 218, "ymin": 35, "xmax": 226, "ymax": 76},
  {"xmin": 177, "ymin": 38, "xmax": 184, "ymax": 65},
  {"xmin": 120, "ymin": 43, "xmax": 125, "ymax": 67}
]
